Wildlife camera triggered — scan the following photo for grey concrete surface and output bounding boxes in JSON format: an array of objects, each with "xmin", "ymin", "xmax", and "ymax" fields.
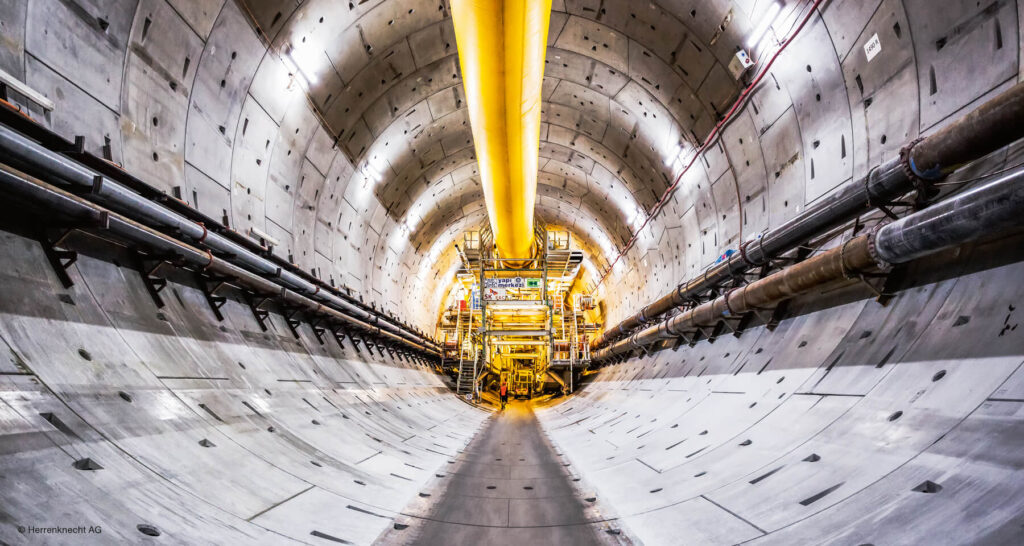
[
  {"xmin": 0, "ymin": 0, "xmax": 1023, "ymax": 544},
  {"xmin": 380, "ymin": 400, "xmax": 625, "ymax": 545},
  {"xmin": 0, "ymin": 230, "xmax": 490, "ymax": 544}
]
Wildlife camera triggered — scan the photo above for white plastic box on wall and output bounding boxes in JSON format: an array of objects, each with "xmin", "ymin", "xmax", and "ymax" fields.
[{"xmin": 728, "ymin": 50, "xmax": 755, "ymax": 80}]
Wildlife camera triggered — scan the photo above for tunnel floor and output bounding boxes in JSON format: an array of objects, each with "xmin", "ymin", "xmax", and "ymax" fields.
[{"xmin": 384, "ymin": 400, "xmax": 622, "ymax": 544}]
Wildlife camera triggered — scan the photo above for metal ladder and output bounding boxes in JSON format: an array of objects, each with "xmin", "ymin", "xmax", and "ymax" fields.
[
  {"xmin": 456, "ymin": 338, "xmax": 483, "ymax": 395},
  {"xmin": 455, "ymin": 349, "xmax": 473, "ymax": 394}
]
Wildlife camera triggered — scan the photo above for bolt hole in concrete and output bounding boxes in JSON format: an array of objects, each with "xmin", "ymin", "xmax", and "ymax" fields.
[
  {"xmin": 523, "ymin": 486, "xmax": 534, "ymax": 490},
  {"xmin": 912, "ymin": 480, "xmax": 943, "ymax": 493},
  {"xmin": 310, "ymin": 530, "xmax": 350, "ymax": 544},
  {"xmin": 73, "ymin": 458, "xmax": 103, "ymax": 471},
  {"xmin": 118, "ymin": 391, "xmax": 133, "ymax": 403},
  {"xmin": 933, "ymin": 370, "xmax": 947, "ymax": 381},
  {"xmin": 486, "ymin": 485, "xmax": 496, "ymax": 490},
  {"xmin": 137, "ymin": 524, "xmax": 160, "ymax": 537},
  {"xmin": 888, "ymin": 410, "xmax": 904, "ymax": 422},
  {"xmin": 78, "ymin": 348, "xmax": 92, "ymax": 361},
  {"xmin": 198, "ymin": 438, "xmax": 215, "ymax": 448},
  {"xmin": 800, "ymin": 482, "xmax": 844, "ymax": 506},
  {"xmin": 650, "ymin": 487, "xmax": 663, "ymax": 493},
  {"xmin": 804, "ymin": 453, "xmax": 821, "ymax": 462},
  {"xmin": 311, "ymin": 461, "xmax": 322, "ymax": 467},
  {"xmin": 393, "ymin": 523, "xmax": 409, "ymax": 531}
]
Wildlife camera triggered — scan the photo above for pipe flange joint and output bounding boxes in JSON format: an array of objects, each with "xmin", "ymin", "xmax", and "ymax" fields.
[
  {"xmin": 899, "ymin": 137, "xmax": 925, "ymax": 180},
  {"xmin": 900, "ymin": 137, "xmax": 940, "ymax": 202},
  {"xmin": 865, "ymin": 222, "xmax": 891, "ymax": 270}
]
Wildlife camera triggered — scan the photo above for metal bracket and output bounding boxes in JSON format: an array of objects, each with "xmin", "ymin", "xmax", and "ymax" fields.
[
  {"xmin": 748, "ymin": 299, "xmax": 789, "ymax": 331},
  {"xmin": 873, "ymin": 267, "xmax": 902, "ymax": 306},
  {"xmin": 717, "ymin": 314, "xmax": 746, "ymax": 337},
  {"xmin": 855, "ymin": 270, "xmax": 894, "ymax": 303},
  {"xmin": 363, "ymin": 337, "xmax": 377, "ymax": 357},
  {"xmin": 330, "ymin": 326, "xmax": 347, "ymax": 351},
  {"xmin": 37, "ymin": 213, "xmax": 110, "ymax": 289},
  {"xmin": 57, "ymin": 135, "xmax": 87, "ymax": 156},
  {"xmin": 874, "ymin": 200, "xmax": 917, "ymax": 221},
  {"xmin": 768, "ymin": 245, "xmax": 813, "ymax": 271},
  {"xmin": 39, "ymin": 230, "xmax": 79, "ymax": 289},
  {"xmin": 195, "ymin": 272, "xmax": 230, "ymax": 321},
  {"xmin": 245, "ymin": 293, "xmax": 271, "ymax": 332},
  {"xmin": 282, "ymin": 307, "xmax": 302, "ymax": 339},
  {"xmin": 699, "ymin": 323, "xmax": 723, "ymax": 343},
  {"xmin": 310, "ymin": 318, "xmax": 327, "ymax": 345},
  {"xmin": 135, "ymin": 252, "xmax": 181, "ymax": 309}
]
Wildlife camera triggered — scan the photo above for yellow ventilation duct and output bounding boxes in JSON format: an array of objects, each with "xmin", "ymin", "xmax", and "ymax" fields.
[{"xmin": 450, "ymin": 0, "xmax": 553, "ymax": 261}]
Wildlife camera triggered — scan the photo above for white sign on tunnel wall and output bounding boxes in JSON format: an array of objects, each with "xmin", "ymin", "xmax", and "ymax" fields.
[{"xmin": 864, "ymin": 33, "xmax": 882, "ymax": 62}]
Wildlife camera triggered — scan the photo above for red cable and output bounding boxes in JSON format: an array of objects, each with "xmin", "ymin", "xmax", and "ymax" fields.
[{"xmin": 591, "ymin": 0, "xmax": 825, "ymax": 293}]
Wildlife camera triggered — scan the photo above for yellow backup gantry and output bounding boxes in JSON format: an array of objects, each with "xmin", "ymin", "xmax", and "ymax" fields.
[{"xmin": 450, "ymin": 0, "xmax": 553, "ymax": 261}]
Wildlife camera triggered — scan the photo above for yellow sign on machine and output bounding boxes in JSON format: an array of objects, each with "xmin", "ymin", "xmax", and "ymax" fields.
[{"xmin": 450, "ymin": 0, "xmax": 553, "ymax": 261}]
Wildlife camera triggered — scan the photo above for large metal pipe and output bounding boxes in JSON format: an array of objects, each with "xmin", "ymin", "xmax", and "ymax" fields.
[
  {"xmin": 595, "ymin": 163, "xmax": 1024, "ymax": 360},
  {"xmin": 0, "ymin": 125, "xmax": 438, "ymax": 352},
  {"xmin": 592, "ymin": 81, "xmax": 1024, "ymax": 351},
  {"xmin": 450, "ymin": 0, "xmax": 553, "ymax": 260},
  {"xmin": 0, "ymin": 167, "xmax": 439, "ymax": 357},
  {"xmin": 874, "ymin": 164, "xmax": 1024, "ymax": 264}
]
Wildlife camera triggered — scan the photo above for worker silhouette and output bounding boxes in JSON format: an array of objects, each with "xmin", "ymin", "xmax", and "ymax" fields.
[{"xmin": 499, "ymin": 380, "xmax": 508, "ymax": 410}]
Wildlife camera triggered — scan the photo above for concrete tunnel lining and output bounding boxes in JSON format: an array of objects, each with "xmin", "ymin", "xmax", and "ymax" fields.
[{"xmin": 1, "ymin": 0, "xmax": 1024, "ymax": 544}]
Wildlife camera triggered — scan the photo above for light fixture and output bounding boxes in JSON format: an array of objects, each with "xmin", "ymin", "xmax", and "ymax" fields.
[
  {"xmin": 281, "ymin": 45, "xmax": 313, "ymax": 90},
  {"xmin": 746, "ymin": 1, "xmax": 783, "ymax": 49}
]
